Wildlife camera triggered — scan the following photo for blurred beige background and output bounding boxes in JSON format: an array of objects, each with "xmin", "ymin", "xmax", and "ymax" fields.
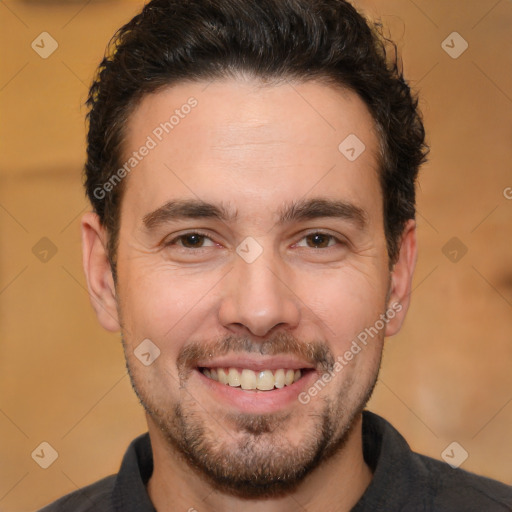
[{"xmin": 0, "ymin": 0, "xmax": 511, "ymax": 510}]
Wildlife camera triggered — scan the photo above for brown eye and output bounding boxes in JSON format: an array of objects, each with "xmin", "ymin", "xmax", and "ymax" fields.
[
  {"xmin": 295, "ymin": 232, "xmax": 340, "ymax": 249},
  {"xmin": 305, "ymin": 233, "xmax": 333, "ymax": 248},
  {"xmin": 180, "ymin": 234, "xmax": 206, "ymax": 248},
  {"xmin": 165, "ymin": 232, "xmax": 216, "ymax": 249}
]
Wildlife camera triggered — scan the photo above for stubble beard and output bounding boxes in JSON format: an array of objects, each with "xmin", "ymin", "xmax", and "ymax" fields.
[{"xmin": 122, "ymin": 332, "xmax": 382, "ymax": 499}]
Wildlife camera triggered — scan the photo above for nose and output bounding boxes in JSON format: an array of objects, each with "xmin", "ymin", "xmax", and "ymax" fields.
[{"xmin": 218, "ymin": 248, "xmax": 301, "ymax": 337}]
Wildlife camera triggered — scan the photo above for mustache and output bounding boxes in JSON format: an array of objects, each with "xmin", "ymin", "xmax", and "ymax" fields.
[{"xmin": 177, "ymin": 331, "xmax": 335, "ymax": 375}]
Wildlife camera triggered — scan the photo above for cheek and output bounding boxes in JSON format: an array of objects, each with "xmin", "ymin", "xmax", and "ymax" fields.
[
  {"xmin": 298, "ymin": 265, "xmax": 389, "ymax": 343},
  {"xmin": 298, "ymin": 265, "xmax": 388, "ymax": 391},
  {"xmin": 118, "ymin": 264, "xmax": 219, "ymax": 404},
  {"xmin": 118, "ymin": 260, "xmax": 221, "ymax": 347}
]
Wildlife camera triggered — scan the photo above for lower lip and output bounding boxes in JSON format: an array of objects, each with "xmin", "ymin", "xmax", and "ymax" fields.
[{"xmin": 194, "ymin": 369, "xmax": 318, "ymax": 414}]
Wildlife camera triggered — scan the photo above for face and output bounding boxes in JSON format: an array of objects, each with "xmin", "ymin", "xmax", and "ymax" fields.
[{"xmin": 82, "ymin": 77, "xmax": 416, "ymax": 498}]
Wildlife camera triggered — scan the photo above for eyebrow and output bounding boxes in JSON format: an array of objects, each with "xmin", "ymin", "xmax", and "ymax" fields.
[
  {"xmin": 142, "ymin": 197, "xmax": 368, "ymax": 231},
  {"xmin": 142, "ymin": 199, "xmax": 237, "ymax": 230}
]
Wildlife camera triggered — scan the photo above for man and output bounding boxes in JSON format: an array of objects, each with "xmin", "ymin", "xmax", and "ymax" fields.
[{"xmin": 40, "ymin": 0, "xmax": 512, "ymax": 510}]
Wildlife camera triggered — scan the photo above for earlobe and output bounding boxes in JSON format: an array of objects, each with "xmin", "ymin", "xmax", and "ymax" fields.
[
  {"xmin": 81, "ymin": 211, "xmax": 121, "ymax": 332},
  {"xmin": 385, "ymin": 219, "xmax": 417, "ymax": 337}
]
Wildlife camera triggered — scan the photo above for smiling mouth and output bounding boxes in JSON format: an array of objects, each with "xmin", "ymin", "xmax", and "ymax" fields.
[{"xmin": 199, "ymin": 367, "xmax": 310, "ymax": 391}]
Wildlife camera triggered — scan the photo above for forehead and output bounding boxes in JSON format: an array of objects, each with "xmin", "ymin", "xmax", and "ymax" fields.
[{"xmin": 120, "ymin": 77, "xmax": 382, "ymax": 228}]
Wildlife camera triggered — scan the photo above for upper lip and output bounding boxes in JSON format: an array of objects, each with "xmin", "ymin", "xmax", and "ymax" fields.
[{"xmin": 196, "ymin": 355, "xmax": 316, "ymax": 372}]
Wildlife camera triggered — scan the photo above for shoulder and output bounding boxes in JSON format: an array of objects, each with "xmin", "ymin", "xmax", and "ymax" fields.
[
  {"xmin": 360, "ymin": 411, "xmax": 512, "ymax": 511},
  {"xmin": 37, "ymin": 474, "xmax": 116, "ymax": 512},
  {"xmin": 416, "ymin": 452, "xmax": 512, "ymax": 511}
]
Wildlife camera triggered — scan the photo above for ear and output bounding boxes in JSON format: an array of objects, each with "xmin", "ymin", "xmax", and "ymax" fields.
[
  {"xmin": 81, "ymin": 211, "xmax": 120, "ymax": 332},
  {"xmin": 384, "ymin": 219, "xmax": 417, "ymax": 337}
]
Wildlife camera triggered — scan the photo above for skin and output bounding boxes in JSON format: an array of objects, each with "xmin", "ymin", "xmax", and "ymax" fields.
[{"xmin": 81, "ymin": 77, "xmax": 417, "ymax": 512}]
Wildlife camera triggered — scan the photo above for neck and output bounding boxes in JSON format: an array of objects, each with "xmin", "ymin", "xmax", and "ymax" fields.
[{"xmin": 146, "ymin": 413, "xmax": 372, "ymax": 512}]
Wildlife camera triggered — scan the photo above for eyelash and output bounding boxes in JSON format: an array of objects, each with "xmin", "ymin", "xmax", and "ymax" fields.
[{"xmin": 164, "ymin": 230, "xmax": 345, "ymax": 250}]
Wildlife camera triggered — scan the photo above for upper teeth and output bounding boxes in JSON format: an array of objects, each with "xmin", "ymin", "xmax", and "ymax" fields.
[{"xmin": 202, "ymin": 367, "xmax": 302, "ymax": 391}]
